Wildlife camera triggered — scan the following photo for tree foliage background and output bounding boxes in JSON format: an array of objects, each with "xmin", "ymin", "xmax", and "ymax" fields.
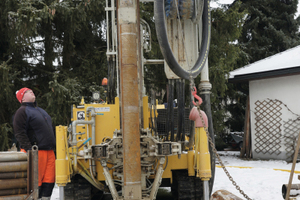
[
  {"xmin": 210, "ymin": 0, "xmax": 300, "ymax": 140},
  {"xmin": 0, "ymin": 0, "xmax": 299, "ymax": 150},
  {"xmin": 0, "ymin": 0, "xmax": 107, "ymax": 150}
]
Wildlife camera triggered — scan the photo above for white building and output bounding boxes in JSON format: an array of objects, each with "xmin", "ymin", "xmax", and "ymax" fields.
[{"xmin": 229, "ymin": 45, "xmax": 300, "ymax": 161}]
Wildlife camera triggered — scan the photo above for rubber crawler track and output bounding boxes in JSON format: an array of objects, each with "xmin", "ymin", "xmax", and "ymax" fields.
[
  {"xmin": 64, "ymin": 175, "xmax": 91, "ymax": 200},
  {"xmin": 171, "ymin": 170, "xmax": 204, "ymax": 200}
]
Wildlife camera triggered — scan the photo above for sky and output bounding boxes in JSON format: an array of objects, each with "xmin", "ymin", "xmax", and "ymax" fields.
[{"xmin": 211, "ymin": 0, "xmax": 300, "ymax": 17}]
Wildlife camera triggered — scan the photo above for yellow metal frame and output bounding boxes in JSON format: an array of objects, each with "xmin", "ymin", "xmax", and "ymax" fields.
[
  {"xmin": 195, "ymin": 127, "xmax": 211, "ymax": 181},
  {"xmin": 56, "ymin": 96, "xmax": 212, "ymax": 187},
  {"xmin": 55, "ymin": 125, "xmax": 70, "ymax": 186}
]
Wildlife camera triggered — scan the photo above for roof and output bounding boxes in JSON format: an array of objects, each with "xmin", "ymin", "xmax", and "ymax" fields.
[{"xmin": 228, "ymin": 45, "xmax": 300, "ymax": 82}]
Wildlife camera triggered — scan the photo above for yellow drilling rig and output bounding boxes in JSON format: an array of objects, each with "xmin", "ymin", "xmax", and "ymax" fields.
[{"xmin": 54, "ymin": 0, "xmax": 241, "ymax": 200}]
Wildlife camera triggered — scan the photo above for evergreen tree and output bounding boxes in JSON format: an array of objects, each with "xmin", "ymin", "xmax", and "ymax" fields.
[
  {"xmin": 236, "ymin": 0, "xmax": 300, "ymax": 63},
  {"xmin": 140, "ymin": 2, "xmax": 167, "ymax": 100},
  {"xmin": 0, "ymin": 0, "xmax": 107, "ymax": 150},
  {"xmin": 0, "ymin": 61, "xmax": 20, "ymax": 151},
  {"xmin": 208, "ymin": 2, "xmax": 246, "ymax": 135},
  {"xmin": 0, "ymin": 1, "xmax": 24, "ymax": 150},
  {"xmin": 7, "ymin": 0, "xmax": 107, "ymax": 123},
  {"xmin": 223, "ymin": 0, "xmax": 300, "ymax": 135}
]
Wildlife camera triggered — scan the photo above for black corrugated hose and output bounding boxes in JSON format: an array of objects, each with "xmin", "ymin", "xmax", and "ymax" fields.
[{"xmin": 154, "ymin": 0, "xmax": 211, "ymax": 80}]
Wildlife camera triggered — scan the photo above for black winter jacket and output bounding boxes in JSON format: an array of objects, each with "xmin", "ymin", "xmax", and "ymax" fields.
[{"xmin": 13, "ymin": 102, "xmax": 56, "ymax": 151}]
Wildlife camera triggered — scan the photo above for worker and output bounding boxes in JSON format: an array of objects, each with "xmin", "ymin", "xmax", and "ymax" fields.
[{"xmin": 13, "ymin": 87, "xmax": 56, "ymax": 200}]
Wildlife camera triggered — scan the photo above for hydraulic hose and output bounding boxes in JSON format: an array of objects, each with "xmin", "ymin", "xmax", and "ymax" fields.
[
  {"xmin": 154, "ymin": 0, "xmax": 211, "ymax": 80},
  {"xmin": 167, "ymin": 79, "xmax": 175, "ymax": 141}
]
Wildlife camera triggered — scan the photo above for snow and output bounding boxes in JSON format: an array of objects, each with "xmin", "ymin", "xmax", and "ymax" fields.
[
  {"xmin": 213, "ymin": 151, "xmax": 300, "ymax": 200},
  {"xmin": 50, "ymin": 151, "xmax": 300, "ymax": 200},
  {"xmin": 229, "ymin": 45, "xmax": 300, "ymax": 79}
]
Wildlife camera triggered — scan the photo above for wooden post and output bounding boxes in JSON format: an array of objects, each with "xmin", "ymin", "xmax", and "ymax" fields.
[
  {"xmin": 285, "ymin": 131, "xmax": 300, "ymax": 200},
  {"xmin": 240, "ymin": 96, "xmax": 251, "ymax": 158}
]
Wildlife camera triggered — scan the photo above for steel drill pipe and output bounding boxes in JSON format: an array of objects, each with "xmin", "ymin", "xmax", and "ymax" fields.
[
  {"xmin": 28, "ymin": 147, "xmax": 39, "ymax": 199},
  {"xmin": 0, "ymin": 178, "xmax": 27, "ymax": 190},
  {"xmin": 0, "ymin": 153, "xmax": 27, "ymax": 162},
  {"xmin": 118, "ymin": 0, "xmax": 142, "ymax": 199},
  {"xmin": 0, "ymin": 162, "xmax": 27, "ymax": 173},
  {"xmin": 0, "ymin": 194, "xmax": 27, "ymax": 200},
  {"xmin": 0, "ymin": 188, "xmax": 26, "ymax": 196},
  {"xmin": 0, "ymin": 172, "xmax": 27, "ymax": 179}
]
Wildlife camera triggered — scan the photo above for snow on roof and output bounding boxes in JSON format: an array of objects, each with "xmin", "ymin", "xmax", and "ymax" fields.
[{"xmin": 229, "ymin": 45, "xmax": 300, "ymax": 80}]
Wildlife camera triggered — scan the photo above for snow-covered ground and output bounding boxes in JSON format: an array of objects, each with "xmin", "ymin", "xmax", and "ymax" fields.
[
  {"xmin": 51, "ymin": 151, "xmax": 300, "ymax": 200},
  {"xmin": 212, "ymin": 151, "xmax": 300, "ymax": 200}
]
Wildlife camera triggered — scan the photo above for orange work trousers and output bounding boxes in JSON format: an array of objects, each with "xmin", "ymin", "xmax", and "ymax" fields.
[{"xmin": 21, "ymin": 149, "xmax": 55, "ymax": 186}]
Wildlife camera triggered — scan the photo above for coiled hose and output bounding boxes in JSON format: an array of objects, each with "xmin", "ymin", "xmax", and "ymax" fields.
[{"xmin": 154, "ymin": 0, "xmax": 211, "ymax": 80}]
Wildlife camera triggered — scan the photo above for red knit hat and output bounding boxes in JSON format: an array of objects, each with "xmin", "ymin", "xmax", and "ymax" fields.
[{"xmin": 16, "ymin": 87, "xmax": 31, "ymax": 103}]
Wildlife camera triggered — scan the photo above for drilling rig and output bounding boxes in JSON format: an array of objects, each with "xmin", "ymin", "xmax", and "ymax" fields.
[{"xmin": 55, "ymin": 0, "xmax": 219, "ymax": 199}]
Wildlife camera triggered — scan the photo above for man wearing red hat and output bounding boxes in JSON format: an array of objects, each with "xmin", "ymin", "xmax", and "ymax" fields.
[{"xmin": 13, "ymin": 87, "xmax": 56, "ymax": 200}]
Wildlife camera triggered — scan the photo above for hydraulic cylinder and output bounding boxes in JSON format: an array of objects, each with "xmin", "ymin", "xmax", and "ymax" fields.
[{"xmin": 55, "ymin": 125, "xmax": 69, "ymax": 187}]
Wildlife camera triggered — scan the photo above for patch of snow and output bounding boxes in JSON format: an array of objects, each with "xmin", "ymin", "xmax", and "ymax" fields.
[
  {"xmin": 229, "ymin": 45, "xmax": 300, "ymax": 79},
  {"xmin": 213, "ymin": 151, "xmax": 300, "ymax": 200}
]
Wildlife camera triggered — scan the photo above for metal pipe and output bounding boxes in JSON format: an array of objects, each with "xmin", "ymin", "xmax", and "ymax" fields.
[
  {"xmin": 118, "ymin": 0, "xmax": 142, "ymax": 198},
  {"xmin": 0, "ymin": 178, "xmax": 27, "ymax": 190},
  {"xmin": 101, "ymin": 161, "xmax": 119, "ymax": 199},
  {"xmin": 114, "ymin": 0, "xmax": 119, "ymax": 98},
  {"xmin": 59, "ymin": 186, "xmax": 64, "ymax": 200},
  {"xmin": 0, "ymin": 188, "xmax": 26, "ymax": 196},
  {"xmin": 0, "ymin": 172, "xmax": 27, "ymax": 179},
  {"xmin": 86, "ymin": 107, "xmax": 97, "ymax": 174},
  {"xmin": 71, "ymin": 107, "xmax": 96, "ymax": 173},
  {"xmin": 71, "ymin": 118, "xmax": 94, "ymax": 146},
  {"xmin": 0, "ymin": 162, "xmax": 27, "ymax": 173},
  {"xmin": 203, "ymin": 180, "xmax": 210, "ymax": 200},
  {"xmin": 106, "ymin": 0, "xmax": 110, "ymax": 54},
  {"xmin": 139, "ymin": 22, "xmax": 144, "ymax": 126},
  {"xmin": 0, "ymin": 153, "xmax": 27, "ymax": 162},
  {"xmin": 282, "ymin": 184, "xmax": 300, "ymax": 199},
  {"xmin": 28, "ymin": 145, "xmax": 38, "ymax": 200},
  {"xmin": 143, "ymin": 59, "xmax": 164, "ymax": 65},
  {"xmin": 199, "ymin": 60, "xmax": 215, "ymax": 196},
  {"xmin": 149, "ymin": 158, "xmax": 165, "ymax": 199},
  {"xmin": 200, "ymin": 60, "xmax": 209, "ymax": 82},
  {"xmin": 85, "ymin": 107, "xmax": 96, "ymax": 146},
  {"xmin": 0, "ymin": 194, "xmax": 27, "ymax": 200},
  {"xmin": 110, "ymin": 1, "xmax": 117, "ymax": 53}
]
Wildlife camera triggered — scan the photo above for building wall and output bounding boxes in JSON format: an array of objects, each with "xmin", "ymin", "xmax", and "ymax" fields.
[{"xmin": 249, "ymin": 74, "xmax": 300, "ymax": 160}]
